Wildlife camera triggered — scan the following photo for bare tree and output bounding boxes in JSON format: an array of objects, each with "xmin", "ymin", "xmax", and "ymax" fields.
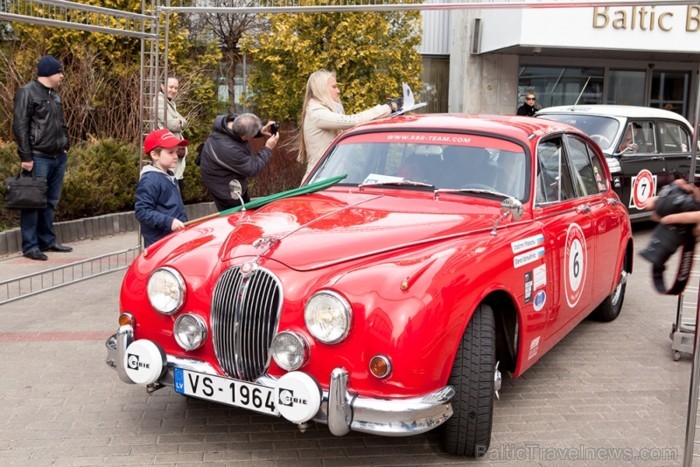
[{"xmin": 189, "ymin": 0, "xmax": 262, "ymax": 111}]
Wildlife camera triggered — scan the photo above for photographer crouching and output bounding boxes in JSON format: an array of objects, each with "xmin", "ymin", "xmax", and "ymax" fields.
[{"xmin": 641, "ymin": 179, "xmax": 700, "ymax": 295}]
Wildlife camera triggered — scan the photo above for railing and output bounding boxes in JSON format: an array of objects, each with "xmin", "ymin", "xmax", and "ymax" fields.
[{"xmin": 0, "ymin": 247, "xmax": 140, "ymax": 305}]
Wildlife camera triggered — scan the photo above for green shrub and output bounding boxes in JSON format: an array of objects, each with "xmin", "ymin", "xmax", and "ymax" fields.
[{"xmin": 1, "ymin": 131, "xmax": 304, "ymax": 233}]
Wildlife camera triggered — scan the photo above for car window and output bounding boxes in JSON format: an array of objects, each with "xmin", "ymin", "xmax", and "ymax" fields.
[
  {"xmin": 537, "ymin": 114, "xmax": 619, "ymax": 152},
  {"xmin": 311, "ymin": 132, "xmax": 528, "ymax": 198},
  {"xmin": 536, "ymin": 138, "xmax": 576, "ymax": 204},
  {"xmin": 565, "ymin": 136, "xmax": 607, "ymax": 195},
  {"xmin": 658, "ymin": 121, "xmax": 691, "ymax": 153},
  {"xmin": 618, "ymin": 121, "xmax": 656, "ymax": 154}
]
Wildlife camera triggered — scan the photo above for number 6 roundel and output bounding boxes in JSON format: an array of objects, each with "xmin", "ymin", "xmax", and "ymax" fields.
[{"xmin": 565, "ymin": 223, "xmax": 587, "ymax": 308}]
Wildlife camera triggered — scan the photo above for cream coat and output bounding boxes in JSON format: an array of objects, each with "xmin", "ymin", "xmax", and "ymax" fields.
[
  {"xmin": 154, "ymin": 92, "xmax": 188, "ymax": 180},
  {"xmin": 302, "ymin": 99, "xmax": 391, "ymax": 178}
]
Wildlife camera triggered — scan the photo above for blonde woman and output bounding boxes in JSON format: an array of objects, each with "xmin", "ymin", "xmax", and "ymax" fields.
[{"xmin": 298, "ymin": 69, "xmax": 402, "ymax": 178}]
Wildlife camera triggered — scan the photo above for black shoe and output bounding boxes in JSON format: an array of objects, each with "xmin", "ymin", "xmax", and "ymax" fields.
[
  {"xmin": 24, "ymin": 250, "xmax": 48, "ymax": 261},
  {"xmin": 42, "ymin": 243, "xmax": 73, "ymax": 253}
]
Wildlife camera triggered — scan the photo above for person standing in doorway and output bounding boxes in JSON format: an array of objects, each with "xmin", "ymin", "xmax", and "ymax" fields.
[
  {"xmin": 13, "ymin": 55, "xmax": 72, "ymax": 261},
  {"xmin": 154, "ymin": 76, "xmax": 188, "ymax": 193},
  {"xmin": 516, "ymin": 93, "xmax": 539, "ymax": 117}
]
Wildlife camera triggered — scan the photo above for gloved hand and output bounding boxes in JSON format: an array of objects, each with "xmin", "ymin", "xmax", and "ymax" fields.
[{"xmin": 387, "ymin": 97, "xmax": 403, "ymax": 113}]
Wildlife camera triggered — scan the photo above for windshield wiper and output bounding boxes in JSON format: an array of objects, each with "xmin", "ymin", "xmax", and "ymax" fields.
[
  {"xmin": 358, "ymin": 180, "xmax": 435, "ymax": 189},
  {"xmin": 434, "ymin": 188, "xmax": 510, "ymax": 198}
]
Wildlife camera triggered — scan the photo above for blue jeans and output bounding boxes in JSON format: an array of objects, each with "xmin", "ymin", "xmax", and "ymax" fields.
[{"xmin": 20, "ymin": 154, "xmax": 67, "ymax": 254}]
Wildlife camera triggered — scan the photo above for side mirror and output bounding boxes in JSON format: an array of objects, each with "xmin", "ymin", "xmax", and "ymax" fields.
[
  {"xmin": 501, "ymin": 197, "xmax": 523, "ymax": 221},
  {"xmin": 228, "ymin": 179, "xmax": 246, "ymax": 212},
  {"xmin": 491, "ymin": 197, "xmax": 523, "ymax": 235}
]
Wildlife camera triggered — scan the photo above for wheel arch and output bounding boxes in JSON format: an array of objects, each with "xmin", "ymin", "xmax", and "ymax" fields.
[{"xmin": 482, "ymin": 290, "xmax": 519, "ymax": 375}]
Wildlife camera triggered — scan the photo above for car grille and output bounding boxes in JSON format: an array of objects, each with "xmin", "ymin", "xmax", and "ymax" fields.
[{"xmin": 211, "ymin": 265, "xmax": 282, "ymax": 381}]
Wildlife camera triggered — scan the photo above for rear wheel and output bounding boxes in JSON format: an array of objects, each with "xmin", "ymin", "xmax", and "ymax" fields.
[{"xmin": 443, "ymin": 304, "xmax": 496, "ymax": 457}]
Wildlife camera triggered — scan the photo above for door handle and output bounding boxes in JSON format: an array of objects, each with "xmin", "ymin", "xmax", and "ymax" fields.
[
  {"xmin": 577, "ymin": 204, "xmax": 591, "ymax": 213},
  {"xmin": 605, "ymin": 198, "xmax": 618, "ymax": 205}
]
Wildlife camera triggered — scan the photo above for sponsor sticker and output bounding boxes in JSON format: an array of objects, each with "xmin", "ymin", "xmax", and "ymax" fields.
[
  {"xmin": 533, "ymin": 290, "xmax": 546, "ymax": 311},
  {"xmin": 533, "ymin": 264, "xmax": 547, "ymax": 289},
  {"xmin": 528, "ymin": 336, "xmax": 541, "ymax": 360},
  {"xmin": 514, "ymin": 246, "xmax": 545, "ymax": 269},
  {"xmin": 511, "ymin": 234, "xmax": 545, "ymax": 254},
  {"xmin": 524, "ymin": 272, "xmax": 533, "ymax": 303}
]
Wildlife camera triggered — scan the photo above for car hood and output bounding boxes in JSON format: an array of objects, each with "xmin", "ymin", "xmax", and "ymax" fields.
[{"xmin": 220, "ymin": 190, "xmax": 500, "ymax": 271}]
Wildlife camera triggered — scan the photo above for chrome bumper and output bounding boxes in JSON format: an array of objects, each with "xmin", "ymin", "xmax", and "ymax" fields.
[{"xmin": 106, "ymin": 329, "xmax": 455, "ymax": 436}]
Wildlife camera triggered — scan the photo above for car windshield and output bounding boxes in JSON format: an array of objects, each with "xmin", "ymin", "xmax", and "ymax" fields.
[
  {"xmin": 308, "ymin": 132, "xmax": 529, "ymax": 200},
  {"xmin": 539, "ymin": 114, "xmax": 620, "ymax": 152}
]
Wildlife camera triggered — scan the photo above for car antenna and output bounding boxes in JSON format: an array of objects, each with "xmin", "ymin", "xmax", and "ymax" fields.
[{"xmin": 573, "ymin": 76, "xmax": 591, "ymax": 106}]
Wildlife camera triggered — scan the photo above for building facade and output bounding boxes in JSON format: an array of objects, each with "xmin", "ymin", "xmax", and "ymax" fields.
[{"xmin": 421, "ymin": 4, "xmax": 699, "ymax": 121}]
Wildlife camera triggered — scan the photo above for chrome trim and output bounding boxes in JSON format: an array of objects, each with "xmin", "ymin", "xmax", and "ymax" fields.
[
  {"xmin": 115, "ymin": 326, "xmax": 134, "ymax": 383},
  {"xmin": 327, "ymin": 368, "xmax": 352, "ymax": 436},
  {"xmin": 211, "ymin": 265, "xmax": 283, "ymax": 381},
  {"xmin": 107, "ymin": 341, "xmax": 455, "ymax": 437}
]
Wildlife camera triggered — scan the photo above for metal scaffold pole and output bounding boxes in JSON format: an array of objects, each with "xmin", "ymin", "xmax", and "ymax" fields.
[{"xmin": 682, "ymin": 59, "xmax": 700, "ymax": 467}]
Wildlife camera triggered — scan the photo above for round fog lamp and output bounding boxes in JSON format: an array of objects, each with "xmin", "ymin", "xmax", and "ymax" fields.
[
  {"xmin": 369, "ymin": 355, "xmax": 392, "ymax": 379},
  {"xmin": 174, "ymin": 313, "xmax": 207, "ymax": 350},
  {"xmin": 271, "ymin": 331, "xmax": 309, "ymax": 371}
]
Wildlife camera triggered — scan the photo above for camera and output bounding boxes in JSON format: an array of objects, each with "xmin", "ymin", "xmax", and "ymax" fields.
[
  {"xmin": 639, "ymin": 183, "xmax": 700, "ymax": 268},
  {"xmin": 270, "ymin": 122, "xmax": 280, "ymax": 135}
]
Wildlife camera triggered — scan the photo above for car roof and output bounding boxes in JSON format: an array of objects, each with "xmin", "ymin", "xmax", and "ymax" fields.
[
  {"xmin": 536, "ymin": 105, "xmax": 692, "ymax": 126},
  {"xmin": 348, "ymin": 113, "xmax": 582, "ymax": 140}
]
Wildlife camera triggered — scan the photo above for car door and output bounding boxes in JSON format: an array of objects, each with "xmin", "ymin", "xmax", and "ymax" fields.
[
  {"xmin": 656, "ymin": 119, "xmax": 693, "ymax": 183},
  {"xmin": 565, "ymin": 135, "xmax": 625, "ymax": 308},
  {"xmin": 532, "ymin": 136, "xmax": 595, "ymax": 343},
  {"xmin": 616, "ymin": 120, "xmax": 667, "ymax": 220}
]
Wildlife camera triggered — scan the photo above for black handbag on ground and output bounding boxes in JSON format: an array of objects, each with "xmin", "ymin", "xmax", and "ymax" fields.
[{"xmin": 4, "ymin": 170, "xmax": 48, "ymax": 210}]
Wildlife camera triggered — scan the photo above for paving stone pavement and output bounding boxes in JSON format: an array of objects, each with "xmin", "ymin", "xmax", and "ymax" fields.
[{"xmin": 0, "ymin": 226, "xmax": 693, "ymax": 466}]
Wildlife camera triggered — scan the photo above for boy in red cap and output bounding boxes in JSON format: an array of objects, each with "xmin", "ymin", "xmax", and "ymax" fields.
[{"xmin": 135, "ymin": 129, "xmax": 189, "ymax": 247}]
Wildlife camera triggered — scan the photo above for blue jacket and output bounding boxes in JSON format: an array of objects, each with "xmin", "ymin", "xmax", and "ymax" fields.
[{"xmin": 135, "ymin": 165, "xmax": 187, "ymax": 247}]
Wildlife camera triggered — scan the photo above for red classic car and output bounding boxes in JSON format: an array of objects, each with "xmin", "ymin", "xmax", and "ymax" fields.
[{"xmin": 106, "ymin": 114, "xmax": 633, "ymax": 457}]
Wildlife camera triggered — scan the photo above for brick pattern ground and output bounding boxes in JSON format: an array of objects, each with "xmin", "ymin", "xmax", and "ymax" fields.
[{"xmin": 0, "ymin": 227, "xmax": 691, "ymax": 466}]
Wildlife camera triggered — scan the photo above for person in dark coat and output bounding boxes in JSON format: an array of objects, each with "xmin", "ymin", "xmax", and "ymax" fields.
[
  {"xmin": 199, "ymin": 113, "xmax": 279, "ymax": 211},
  {"xmin": 13, "ymin": 55, "xmax": 72, "ymax": 260},
  {"xmin": 516, "ymin": 93, "xmax": 539, "ymax": 117}
]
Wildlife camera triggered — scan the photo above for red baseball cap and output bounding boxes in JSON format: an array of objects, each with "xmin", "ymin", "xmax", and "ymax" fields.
[{"xmin": 143, "ymin": 129, "xmax": 189, "ymax": 155}]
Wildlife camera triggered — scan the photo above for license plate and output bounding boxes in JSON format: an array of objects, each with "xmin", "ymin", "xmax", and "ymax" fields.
[{"xmin": 174, "ymin": 368, "xmax": 278, "ymax": 416}]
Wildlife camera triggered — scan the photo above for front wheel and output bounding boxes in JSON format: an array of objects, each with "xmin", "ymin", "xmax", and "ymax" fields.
[
  {"xmin": 443, "ymin": 303, "xmax": 496, "ymax": 457},
  {"xmin": 590, "ymin": 258, "xmax": 628, "ymax": 322}
]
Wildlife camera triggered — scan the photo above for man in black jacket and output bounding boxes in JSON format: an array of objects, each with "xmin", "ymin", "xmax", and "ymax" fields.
[
  {"xmin": 13, "ymin": 55, "xmax": 72, "ymax": 260},
  {"xmin": 199, "ymin": 113, "xmax": 279, "ymax": 211}
]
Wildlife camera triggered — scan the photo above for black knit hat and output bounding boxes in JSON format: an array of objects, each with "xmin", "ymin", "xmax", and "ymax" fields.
[{"xmin": 37, "ymin": 56, "xmax": 62, "ymax": 77}]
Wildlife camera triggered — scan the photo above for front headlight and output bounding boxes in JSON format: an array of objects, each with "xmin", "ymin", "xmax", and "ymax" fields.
[
  {"xmin": 147, "ymin": 267, "xmax": 185, "ymax": 315},
  {"xmin": 271, "ymin": 331, "xmax": 309, "ymax": 370},
  {"xmin": 304, "ymin": 291, "xmax": 352, "ymax": 344},
  {"xmin": 174, "ymin": 313, "xmax": 207, "ymax": 351}
]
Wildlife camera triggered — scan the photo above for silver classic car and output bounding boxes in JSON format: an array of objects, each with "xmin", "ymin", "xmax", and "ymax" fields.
[{"xmin": 536, "ymin": 105, "xmax": 695, "ymax": 221}]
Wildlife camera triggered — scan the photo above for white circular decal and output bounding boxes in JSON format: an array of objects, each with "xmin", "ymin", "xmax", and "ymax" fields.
[
  {"xmin": 565, "ymin": 223, "xmax": 587, "ymax": 308},
  {"xmin": 123, "ymin": 340, "xmax": 166, "ymax": 385},
  {"xmin": 275, "ymin": 372, "xmax": 322, "ymax": 424},
  {"xmin": 630, "ymin": 169, "xmax": 656, "ymax": 209}
]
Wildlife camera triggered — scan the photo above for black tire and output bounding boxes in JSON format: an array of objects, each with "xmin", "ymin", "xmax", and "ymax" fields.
[
  {"xmin": 590, "ymin": 259, "xmax": 628, "ymax": 322},
  {"xmin": 443, "ymin": 303, "xmax": 496, "ymax": 457}
]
